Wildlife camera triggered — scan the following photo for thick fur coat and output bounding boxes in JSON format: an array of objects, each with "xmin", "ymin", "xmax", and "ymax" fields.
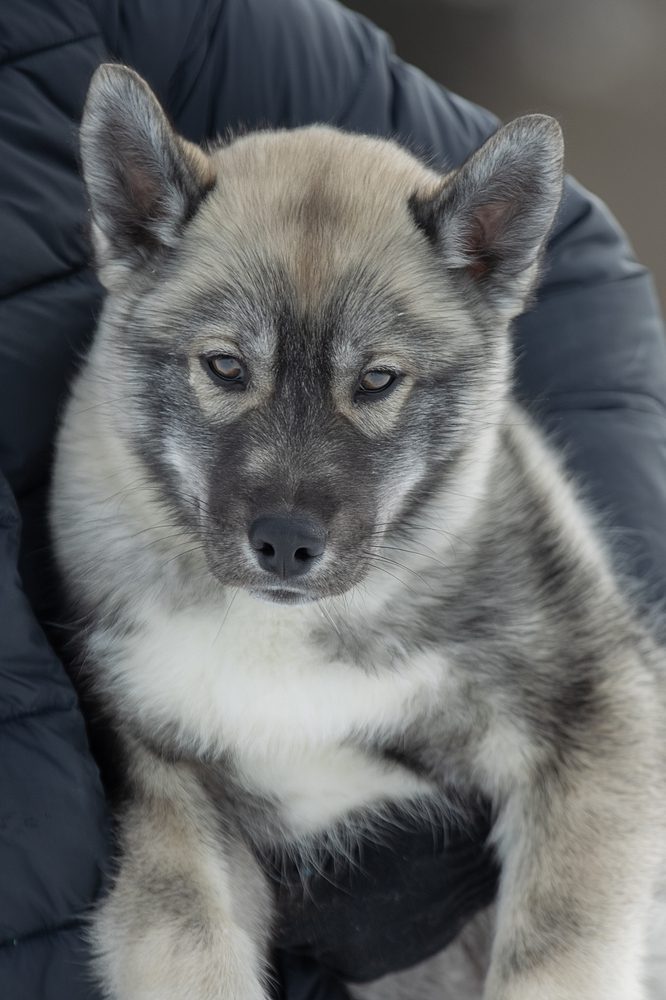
[{"xmin": 50, "ymin": 66, "xmax": 665, "ymax": 1000}]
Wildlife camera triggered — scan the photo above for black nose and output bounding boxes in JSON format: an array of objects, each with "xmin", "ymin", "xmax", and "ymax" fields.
[{"xmin": 248, "ymin": 515, "xmax": 326, "ymax": 579}]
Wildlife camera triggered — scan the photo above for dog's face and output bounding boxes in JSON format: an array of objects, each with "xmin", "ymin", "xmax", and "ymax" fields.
[{"xmin": 80, "ymin": 66, "xmax": 563, "ymax": 604}]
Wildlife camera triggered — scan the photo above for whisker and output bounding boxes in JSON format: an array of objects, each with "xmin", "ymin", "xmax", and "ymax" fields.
[
  {"xmin": 362, "ymin": 561, "xmax": 420, "ymax": 597},
  {"xmin": 211, "ymin": 588, "xmax": 239, "ymax": 647},
  {"xmin": 362, "ymin": 551, "xmax": 433, "ymax": 592},
  {"xmin": 155, "ymin": 544, "xmax": 208, "ymax": 572},
  {"xmin": 375, "ymin": 541, "xmax": 450, "ymax": 571}
]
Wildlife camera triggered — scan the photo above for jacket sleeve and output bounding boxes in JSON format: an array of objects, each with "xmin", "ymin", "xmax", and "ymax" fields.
[
  {"xmin": 0, "ymin": 475, "xmax": 108, "ymax": 999},
  {"xmin": 110, "ymin": 0, "xmax": 666, "ymax": 614}
]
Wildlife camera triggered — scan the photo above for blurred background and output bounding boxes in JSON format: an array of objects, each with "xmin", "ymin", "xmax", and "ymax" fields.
[{"xmin": 346, "ymin": 0, "xmax": 665, "ymax": 304}]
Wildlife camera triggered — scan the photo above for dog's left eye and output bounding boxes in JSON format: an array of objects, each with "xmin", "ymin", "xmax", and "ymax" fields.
[
  {"xmin": 207, "ymin": 355, "xmax": 246, "ymax": 385},
  {"xmin": 356, "ymin": 370, "xmax": 397, "ymax": 398}
]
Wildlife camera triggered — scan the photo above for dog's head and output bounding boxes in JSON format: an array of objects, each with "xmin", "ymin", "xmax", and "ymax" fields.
[{"xmin": 79, "ymin": 65, "xmax": 563, "ymax": 604}]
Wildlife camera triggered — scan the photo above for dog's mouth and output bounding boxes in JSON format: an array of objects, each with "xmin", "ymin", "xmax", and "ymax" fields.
[{"xmin": 250, "ymin": 586, "xmax": 319, "ymax": 606}]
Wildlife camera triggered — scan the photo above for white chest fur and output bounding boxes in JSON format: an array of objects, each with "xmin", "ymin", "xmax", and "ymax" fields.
[{"xmin": 97, "ymin": 592, "xmax": 441, "ymax": 832}]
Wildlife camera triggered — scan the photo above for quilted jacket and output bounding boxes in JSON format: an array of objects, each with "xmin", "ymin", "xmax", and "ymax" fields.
[{"xmin": 1, "ymin": 1, "xmax": 665, "ymax": 998}]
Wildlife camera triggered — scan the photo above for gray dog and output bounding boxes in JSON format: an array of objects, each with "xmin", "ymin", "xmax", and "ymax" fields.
[{"xmin": 50, "ymin": 65, "xmax": 665, "ymax": 1000}]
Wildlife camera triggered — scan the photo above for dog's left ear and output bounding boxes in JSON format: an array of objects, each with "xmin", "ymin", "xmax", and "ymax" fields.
[
  {"xmin": 80, "ymin": 64, "xmax": 215, "ymax": 288},
  {"xmin": 410, "ymin": 115, "xmax": 564, "ymax": 318}
]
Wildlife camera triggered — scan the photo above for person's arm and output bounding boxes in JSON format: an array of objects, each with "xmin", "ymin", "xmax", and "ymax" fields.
[{"xmin": 0, "ymin": 474, "xmax": 109, "ymax": 999}]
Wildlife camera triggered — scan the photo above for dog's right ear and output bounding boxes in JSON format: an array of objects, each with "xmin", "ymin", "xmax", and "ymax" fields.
[{"xmin": 80, "ymin": 64, "xmax": 215, "ymax": 288}]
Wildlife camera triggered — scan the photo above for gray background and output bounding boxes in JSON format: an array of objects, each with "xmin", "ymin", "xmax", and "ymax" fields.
[{"xmin": 346, "ymin": 0, "xmax": 665, "ymax": 304}]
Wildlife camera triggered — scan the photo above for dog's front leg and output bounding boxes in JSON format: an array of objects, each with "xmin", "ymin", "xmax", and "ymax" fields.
[
  {"xmin": 482, "ymin": 735, "xmax": 657, "ymax": 1000},
  {"xmin": 93, "ymin": 748, "xmax": 272, "ymax": 1000}
]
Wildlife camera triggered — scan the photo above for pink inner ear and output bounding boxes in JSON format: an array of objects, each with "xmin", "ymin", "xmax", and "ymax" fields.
[
  {"xmin": 123, "ymin": 155, "xmax": 167, "ymax": 221},
  {"xmin": 465, "ymin": 201, "xmax": 513, "ymax": 278}
]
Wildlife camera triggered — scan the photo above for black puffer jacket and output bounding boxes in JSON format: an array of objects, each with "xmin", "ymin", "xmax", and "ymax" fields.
[{"xmin": 2, "ymin": 2, "xmax": 665, "ymax": 999}]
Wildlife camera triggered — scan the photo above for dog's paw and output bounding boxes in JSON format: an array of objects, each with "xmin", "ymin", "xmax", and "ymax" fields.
[
  {"xmin": 484, "ymin": 976, "xmax": 646, "ymax": 1000},
  {"xmin": 93, "ymin": 916, "xmax": 267, "ymax": 1000}
]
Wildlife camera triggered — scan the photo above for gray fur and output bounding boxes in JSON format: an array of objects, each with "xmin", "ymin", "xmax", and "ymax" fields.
[{"xmin": 51, "ymin": 65, "xmax": 665, "ymax": 1000}]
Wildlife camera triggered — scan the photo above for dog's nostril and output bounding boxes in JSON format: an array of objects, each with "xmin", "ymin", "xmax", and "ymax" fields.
[
  {"xmin": 259, "ymin": 542, "xmax": 275, "ymax": 557},
  {"xmin": 294, "ymin": 546, "xmax": 311, "ymax": 563}
]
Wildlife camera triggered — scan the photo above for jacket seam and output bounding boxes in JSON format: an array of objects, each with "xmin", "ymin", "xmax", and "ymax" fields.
[
  {"xmin": 1, "ymin": 263, "xmax": 90, "ymax": 302},
  {"xmin": 0, "ymin": 916, "xmax": 86, "ymax": 951},
  {"xmin": 0, "ymin": 32, "xmax": 99, "ymax": 69},
  {"xmin": 0, "ymin": 703, "xmax": 74, "ymax": 729},
  {"xmin": 536, "ymin": 265, "xmax": 652, "ymax": 298},
  {"xmin": 540, "ymin": 389, "xmax": 666, "ymax": 417}
]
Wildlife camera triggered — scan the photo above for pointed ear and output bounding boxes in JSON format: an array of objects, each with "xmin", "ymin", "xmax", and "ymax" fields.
[
  {"xmin": 410, "ymin": 115, "xmax": 564, "ymax": 318},
  {"xmin": 80, "ymin": 64, "xmax": 216, "ymax": 287}
]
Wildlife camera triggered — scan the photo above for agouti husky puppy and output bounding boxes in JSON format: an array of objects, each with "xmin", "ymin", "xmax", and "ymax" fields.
[{"xmin": 51, "ymin": 64, "xmax": 665, "ymax": 1000}]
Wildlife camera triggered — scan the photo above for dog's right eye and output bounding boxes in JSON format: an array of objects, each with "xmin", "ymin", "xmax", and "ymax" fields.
[{"xmin": 206, "ymin": 355, "xmax": 246, "ymax": 387}]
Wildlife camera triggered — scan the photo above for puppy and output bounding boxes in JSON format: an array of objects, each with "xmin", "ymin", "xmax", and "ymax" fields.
[{"xmin": 50, "ymin": 64, "xmax": 665, "ymax": 1000}]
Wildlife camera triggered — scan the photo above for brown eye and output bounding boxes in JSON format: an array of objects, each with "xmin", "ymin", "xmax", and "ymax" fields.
[
  {"xmin": 207, "ymin": 355, "xmax": 246, "ymax": 384},
  {"xmin": 358, "ymin": 370, "xmax": 396, "ymax": 395}
]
